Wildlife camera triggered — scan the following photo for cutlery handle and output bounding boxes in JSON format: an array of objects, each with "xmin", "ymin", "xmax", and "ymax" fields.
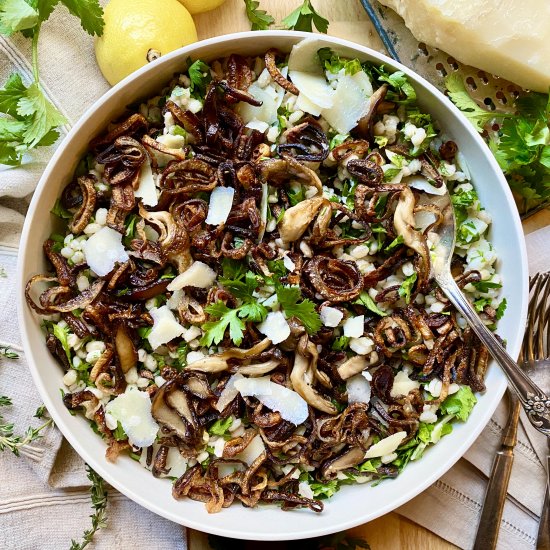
[
  {"xmin": 473, "ymin": 451, "xmax": 515, "ymax": 550},
  {"xmin": 440, "ymin": 274, "xmax": 550, "ymax": 436},
  {"xmin": 538, "ymin": 456, "xmax": 550, "ymax": 550}
]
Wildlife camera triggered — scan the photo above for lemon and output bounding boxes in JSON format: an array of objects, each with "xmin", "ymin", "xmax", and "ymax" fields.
[
  {"xmin": 176, "ymin": 0, "xmax": 226, "ymax": 14},
  {"xmin": 95, "ymin": 0, "xmax": 198, "ymax": 86}
]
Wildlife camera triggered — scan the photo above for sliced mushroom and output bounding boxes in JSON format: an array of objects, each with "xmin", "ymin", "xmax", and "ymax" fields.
[
  {"xmin": 356, "ymin": 84, "xmax": 388, "ymax": 138},
  {"xmin": 278, "ymin": 197, "xmax": 328, "ymax": 243},
  {"xmin": 186, "ymin": 338, "xmax": 272, "ymax": 373},
  {"xmin": 337, "ymin": 355, "xmax": 368, "ymax": 380},
  {"xmin": 151, "ymin": 380, "xmax": 193, "ymax": 441},
  {"xmin": 235, "ymin": 359, "xmax": 281, "ymax": 376},
  {"xmin": 290, "ymin": 338, "xmax": 337, "ymax": 415},
  {"xmin": 321, "ymin": 446, "xmax": 365, "ymax": 479},
  {"xmin": 115, "ymin": 323, "xmax": 137, "ymax": 373},
  {"xmin": 259, "ymin": 156, "xmax": 322, "ymax": 194}
]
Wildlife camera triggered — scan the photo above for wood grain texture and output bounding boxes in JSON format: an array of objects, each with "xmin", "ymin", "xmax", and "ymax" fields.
[{"xmin": 185, "ymin": 1, "xmax": 541, "ymax": 548}]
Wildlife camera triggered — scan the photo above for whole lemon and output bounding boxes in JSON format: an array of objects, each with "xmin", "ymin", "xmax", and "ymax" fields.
[
  {"xmin": 176, "ymin": 0, "xmax": 226, "ymax": 15},
  {"xmin": 95, "ymin": 0, "xmax": 198, "ymax": 86}
]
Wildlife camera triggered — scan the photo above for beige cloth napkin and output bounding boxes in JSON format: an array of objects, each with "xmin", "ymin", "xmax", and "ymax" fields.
[{"xmin": 0, "ymin": 7, "xmax": 547, "ymax": 550}]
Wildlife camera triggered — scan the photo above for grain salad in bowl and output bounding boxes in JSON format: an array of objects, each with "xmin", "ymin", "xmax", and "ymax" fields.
[{"xmin": 25, "ymin": 37, "xmax": 506, "ymax": 514}]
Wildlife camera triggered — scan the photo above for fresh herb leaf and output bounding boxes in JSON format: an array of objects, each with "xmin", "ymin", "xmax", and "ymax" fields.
[
  {"xmin": 0, "ymin": 0, "xmax": 39, "ymax": 35},
  {"xmin": 243, "ymin": 0, "xmax": 274, "ymax": 31},
  {"xmin": 309, "ymin": 479, "xmax": 339, "ymax": 499},
  {"xmin": 34, "ymin": 404, "xmax": 46, "ymax": 419},
  {"xmin": 495, "ymin": 298, "xmax": 507, "ymax": 320},
  {"xmin": 282, "ymin": 0, "xmax": 328, "ymax": 33},
  {"xmin": 275, "ymin": 283, "xmax": 321, "ymax": 334},
  {"xmin": 58, "ymin": 0, "xmax": 104, "ymax": 36},
  {"xmin": 113, "ymin": 421, "xmax": 127, "ymax": 441},
  {"xmin": 354, "ymin": 291, "xmax": 387, "ymax": 317},
  {"xmin": 317, "ymin": 48, "xmax": 361, "ymax": 75},
  {"xmin": 201, "ymin": 301, "xmax": 246, "ymax": 347},
  {"xmin": 376, "ymin": 68, "xmax": 416, "ymax": 104},
  {"xmin": 176, "ymin": 341, "xmax": 188, "ymax": 369},
  {"xmin": 53, "ymin": 322, "xmax": 72, "ymax": 363},
  {"xmin": 384, "ymin": 235, "xmax": 404, "ymax": 252},
  {"xmin": 471, "ymin": 280, "xmax": 502, "ymax": 293},
  {"xmin": 0, "ymin": 346, "xmax": 19, "ymax": 359},
  {"xmin": 398, "ymin": 272, "xmax": 417, "ymax": 304},
  {"xmin": 69, "ymin": 465, "xmax": 108, "ymax": 550},
  {"xmin": 187, "ymin": 59, "xmax": 212, "ymax": 98},
  {"xmin": 445, "ymin": 74, "xmax": 500, "ymax": 132},
  {"xmin": 287, "ymin": 185, "xmax": 304, "ymax": 206},
  {"xmin": 440, "ymin": 386, "xmax": 477, "ymax": 422},
  {"xmin": 473, "ymin": 297, "xmax": 492, "ymax": 312},
  {"xmin": 221, "ymin": 257, "xmax": 247, "ymax": 281},
  {"xmin": 331, "ymin": 335, "xmax": 350, "ymax": 350},
  {"xmin": 50, "ymin": 198, "xmax": 72, "ymax": 219},
  {"xmin": 208, "ymin": 416, "xmax": 233, "ymax": 437}
]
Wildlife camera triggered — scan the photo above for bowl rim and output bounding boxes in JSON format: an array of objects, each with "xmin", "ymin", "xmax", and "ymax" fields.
[{"xmin": 16, "ymin": 30, "xmax": 528, "ymax": 540}]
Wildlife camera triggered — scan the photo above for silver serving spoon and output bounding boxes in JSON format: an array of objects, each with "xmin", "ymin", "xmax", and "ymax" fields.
[{"xmin": 430, "ymin": 190, "xmax": 550, "ymax": 436}]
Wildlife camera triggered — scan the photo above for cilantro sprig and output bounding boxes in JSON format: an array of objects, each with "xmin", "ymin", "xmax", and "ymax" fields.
[
  {"xmin": 445, "ymin": 74, "xmax": 550, "ymax": 215},
  {"xmin": 243, "ymin": 0, "xmax": 275, "ymax": 31},
  {"xmin": 0, "ymin": 0, "xmax": 104, "ymax": 166}
]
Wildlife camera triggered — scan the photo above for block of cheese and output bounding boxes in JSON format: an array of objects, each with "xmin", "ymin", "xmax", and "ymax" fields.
[{"xmin": 377, "ymin": 0, "xmax": 550, "ymax": 92}]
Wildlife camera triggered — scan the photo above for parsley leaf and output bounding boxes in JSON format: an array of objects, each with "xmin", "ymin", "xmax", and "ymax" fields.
[
  {"xmin": 50, "ymin": 198, "xmax": 72, "ymax": 219},
  {"xmin": 275, "ymin": 283, "xmax": 321, "ymax": 334},
  {"xmin": 398, "ymin": 272, "xmax": 417, "ymax": 304},
  {"xmin": 52, "ymin": 322, "xmax": 71, "ymax": 363},
  {"xmin": 0, "ymin": 0, "xmax": 39, "ymax": 35},
  {"xmin": 208, "ymin": 416, "xmax": 233, "ymax": 437},
  {"xmin": 445, "ymin": 74, "xmax": 500, "ymax": 132},
  {"xmin": 113, "ymin": 421, "xmax": 127, "ymax": 441},
  {"xmin": 495, "ymin": 298, "xmax": 507, "ymax": 320},
  {"xmin": 243, "ymin": 0, "xmax": 274, "ymax": 31},
  {"xmin": 471, "ymin": 280, "xmax": 502, "ymax": 293},
  {"xmin": 354, "ymin": 291, "xmax": 387, "ymax": 317},
  {"xmin": 317, "ymin": 48, "xmax": 362, "ymax": 75},
  {"xmin": 376, "ymin": 68, "xmax": 416, "ymax": 104},
  {"xmin": 282, "ymin": 0, "xmax": 328, "ymax": 33},
  {"xmin": 331, "ymin": 335, "xmax": 350, "ymax": 350},
  {"xmin": 58, "ymin": 0, "xmax": 104, "ymax": 36},
  {"xmin": 201, "ymin": 301, "xmax": 246, "ymax": 347},
  {"xmin": 309, "ymin": 479, "xmax": 339, "ymax": 499},
  {"xmin": 187, "ymin": 59, "xmax": 212, "ymax": 98}
]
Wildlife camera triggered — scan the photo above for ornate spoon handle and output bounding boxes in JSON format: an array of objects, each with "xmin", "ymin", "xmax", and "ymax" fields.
[{"xmin": 437, "ymin": 271, "xmax": 550, "ymax": 436}]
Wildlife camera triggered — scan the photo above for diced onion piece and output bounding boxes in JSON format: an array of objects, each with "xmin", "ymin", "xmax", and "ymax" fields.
[
  {"xmin": 364, "ymin": 431, "xmax": 407, "ymax": 459},
  {"xmin": 257, "ymin": 311, "xmax": 290, "ymax": 345},
  {"xmin": 234, "ymin": 376, "xmax": 309, "ymax": 425},
  {"xmin": 320, "ymin": 306, "xmax": 344, "ymax": 328},
  {"xmin": 82, "ymin": 226, "xmax": 129, "ymax": 277},
  {"xmin": 135, "ymin": 160, "xmax": 158, "ymax": 207},
  {"xmin": 346, "ymin": 374, "xmax": 372, "ymax": 404},
  {"xmin": 167, "ymin": 261, "xmax": 217, "ymax": 291},
  {"xmin": 106, "ymin": 388, "xmax": 159, "ymax": 448},
  {"xmin": 215, "ymin": 373, "xmax": 245, "ymax": 412},
  {"xmin": 343, "ymin": 315, "xmax": 364, "ymax": 338},
  {"xmin": 147, "ymin": 305, "xmax": 185, "ymax": 350},
  {"xmin": 390, "ymin": 370, "xmax": 421, "ymax": 397},
  {"xmin": 205, "ymin": 186, "xmax": 235, "ymax": 226},
  {"xmin": 321, "ymin": 73, "xmax": 372, "ymax": 134},
  {"xmin": 407, "ymin": 176, "xmax": 447, "ymax": 196}
]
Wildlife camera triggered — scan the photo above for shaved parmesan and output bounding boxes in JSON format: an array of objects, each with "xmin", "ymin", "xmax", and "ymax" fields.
[
  {"xmin": 246, "ymin": 119, "xmax": 270, "ymax": 133},
  {"xmin": 257, "ymin": 311, "xmax": 290, "ymax": 345},
  {"xmin": 106, "ymin": 388, "xmax": 159, "ymax": 448},
  {"xmin": 364, "ymin": 431, "xmax": 407, "ymax": 459},
  {"xmin": 237, "ymin": 433, "xmax": 266, "ymax": 465},
  {"xmin": 165, "ymin": 446, "xmax": 188, "ymax": 478},
  {"xmin": 414, "ymin": 210, "xmax": 437, "ymax": 232},
  {"xmin": 82, "ymin": 226, "xmax": 129, "ymax": 277},
  {"xmin": 237, "ymin": 81, "xmax": 284, "ymax": 125},
  {"xmin": 215, "ymin": 373, "xmax": 245, "ymax": 412},
  {"xmin": 294, "ymin": 92, "xmax": 322, "ymax": 117},
  {"xmin": 407, "ymin": 176, "xmax": 447, "ymax": 196},
  {"xmin": 346, "ymin": 374, "xmax": 372, "ymax": 404},
  {"xmin": 147, "ymin": 305, "xmax": 185, "ymax": 350},
  {"xmin": 135, "ymin": 161, "xmax": 158, "ymax": 207},
  {"xmin": 167, "ymin": 261, "xmax": 217, "ymax": 291},
  {"xmin": 390, "ymin": 370, "xmax": 421, "ymax": 398},
  {"xmin": 290, "ymin": 71, "xmax": 335, "ymax": 110},
  {"xmin": 235, "ymin": 376, "xmax": 308, "ymax": 425},
  {"xmin": 343, "ymin": 315, "xmax": 364, "ymax": 338},
  {"xmin": 321, "ymin": 73, "xmax": 373, "ymax": 134},
  {"xmin": 320, "ymin": 306, "xmax": 343, "ymax": 328},
  {"xmin": 205, "ymin": 186, "xmax": 235, "ymax": 226}
]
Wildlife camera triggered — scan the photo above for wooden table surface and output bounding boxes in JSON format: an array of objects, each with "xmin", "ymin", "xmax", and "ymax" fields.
[{"xmin": 186, "ymin": 1, "xmax": 549, "ymax": 548}]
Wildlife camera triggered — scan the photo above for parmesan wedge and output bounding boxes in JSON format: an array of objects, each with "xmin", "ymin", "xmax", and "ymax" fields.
[
  {"xmin": 82, "ymin": 226, "xmax": 129, "ymax": 277},
  {"xmin": 147, "ymin": 305, "xmax": 185, "ymax": 350},
  {"xmin": 167, "ymin": 261, "xmax": 217, "ymax": 291},
  {"xmin": 135, "ymin": 160, "xmax": 158, "ymax": 207},
  {"xmin": 364, "ymin": 431, "xmax": 407, "ymax": 459}
]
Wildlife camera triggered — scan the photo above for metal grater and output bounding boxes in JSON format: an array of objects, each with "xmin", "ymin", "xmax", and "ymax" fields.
[{"xmin": 359, "ymin": 0, "xmax": 546, "ymax": 218}]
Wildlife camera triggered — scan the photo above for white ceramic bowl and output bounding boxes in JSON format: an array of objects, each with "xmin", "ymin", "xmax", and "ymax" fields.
[{"xmin": 17, "ymin": 31, "xmax": 528, "ymax": 540}]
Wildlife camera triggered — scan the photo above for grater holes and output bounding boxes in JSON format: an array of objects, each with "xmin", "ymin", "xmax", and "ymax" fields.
[
  {"xmin": 466, "ymin": 76, "xmax": 477, "ymax": 91},
  {"xmin": 435, "ymin": 62, "xmax": 447, "ymax": 77},
  {"xmin": 495, "ymin": 91, "xmax": 507, "ymax": 105},
  {"xmin": 483, "ymin": 97, "xmax": 496, "ymax": 111},
  {"xmin": 447, "ymin": 57, "xmax": 459, "ymax": 71},
  {"xmin": 418, "ymin": 42, "xmax": 429, "ymax": 56},
  {"xmin": 477, "ymin": 70, "xmax": 489, "ymax": 84}
]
